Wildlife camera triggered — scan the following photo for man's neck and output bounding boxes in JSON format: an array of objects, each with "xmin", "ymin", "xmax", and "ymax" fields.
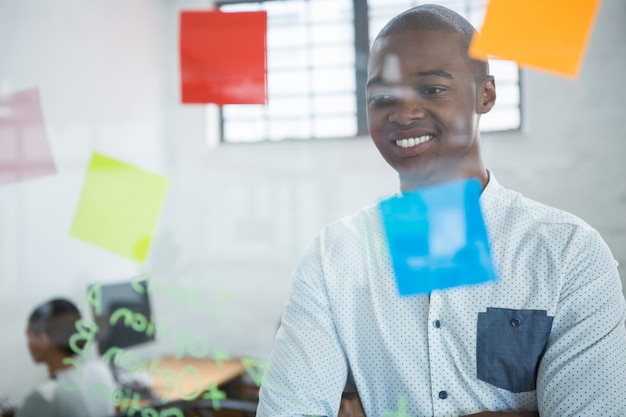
[
  {"xmin": 46, "ymin": 352, "xmax": 75, "ymax": 378},
  {"xmin": 400, "ymin": 167, "xmax": 489, "ymax": 192}
]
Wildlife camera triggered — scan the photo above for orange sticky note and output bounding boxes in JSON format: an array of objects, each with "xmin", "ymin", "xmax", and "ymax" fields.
[
  {"xmin": 180, "ymin": 10, "xmax": 267, "ymax": 105},
  {"xmin": 470, "ymin": 0, "xmax": 601, "ymax": 78}
]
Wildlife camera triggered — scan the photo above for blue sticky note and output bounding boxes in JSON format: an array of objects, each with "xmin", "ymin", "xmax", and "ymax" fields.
[{"xmin": 379, "ymin": 178, "xmax": 496, "ymax": 296}]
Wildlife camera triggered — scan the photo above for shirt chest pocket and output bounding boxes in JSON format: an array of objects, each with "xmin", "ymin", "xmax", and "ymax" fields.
[{"xmin": 476, "ymin": 307, "xmax": 554, "ymax": 393}]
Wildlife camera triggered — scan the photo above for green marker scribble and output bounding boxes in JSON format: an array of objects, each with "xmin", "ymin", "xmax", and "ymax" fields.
[
  {"xmin": 185, "ymin": 333, "xmax": 210, "ymax": 358},
  {"xmin": 109, "ymin": 307, "xmax": 151, "ymax": 333},
  {"xmin": 211, "ymin": 348, "xmax": 230, "ymax": 366},
  {"xmin": 114, "ymin": 389, "xmax": 142, "ymax": 415},
  {"xmin": 84, "ymin": 283, "xmax": 102, "ymax": 316},
  {"xmin": 68, "ymin": 319, "xmax": 98, "ymax": 356},
  {"xmin": 383, "ymin": 394, "xmax": 414, "ymax": 417},
  {"xmin": 140, "ymin": 407, "xmax": 159, "ymax": 417},
  {"xmin": 131, "ymin": 275, "xmax": 149, "ymax": 294},
  {"xmin": 241, "ymin": 357, "xmax": 268, "ymax": 387},
  {"xmin": 178, "ymin": 365, "xmax": 203, "ymax": 400},
  {"xmin": 117, "ymin": 350, "xmax": 148, "ymax": 373},
  {"xmin": 257, "ymin": 372, "xmax": 324, "ymax": 416},
  {"xmin": 102, "ymin": 346, "xmax": 124, "ymax": 365},
  {"xmin": 201, "ymin": 383, "xmax": 226, "ymax": 410},
  {"xmin": 58, "ymin": 357, "xmax": 82, "ymax": 392},
  {"xmin": 86, "ymin": 383, "xmax": 113, "ymax": 403},
  {"xmin": 159, "ymin": 408, "xmax": 184, "ymax": 417}
]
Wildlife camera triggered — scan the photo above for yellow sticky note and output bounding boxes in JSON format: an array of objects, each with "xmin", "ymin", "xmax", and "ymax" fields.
[
  {"xmin": 470, "ymin": 0, "xmax": 601, "ymax": 78},
  {"xmin": 70, "ymin": 152, "xmax": 170, "ymax": 263}
]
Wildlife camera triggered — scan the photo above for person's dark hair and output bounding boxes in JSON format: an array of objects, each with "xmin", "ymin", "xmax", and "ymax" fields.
[
  {"xmin": 28, "ymin": 298, "xmax": 84, "ymax": 356},
  {"xmin": 374, "ymin": 4, "xmax": 489, "ymax": 81}
]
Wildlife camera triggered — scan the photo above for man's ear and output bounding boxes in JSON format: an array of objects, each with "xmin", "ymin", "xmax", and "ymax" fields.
[
  {"xmin": 478, "ymin": 76, "xmax": 496, "ymax": 114},
  {"xmin": 38, "ymin": 332, "xmax": 55, "ymax": 349}
]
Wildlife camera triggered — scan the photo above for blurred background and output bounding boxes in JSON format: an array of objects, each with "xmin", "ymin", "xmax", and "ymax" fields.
[{"xmin": 1, "ymin": 0, "xmax": 624, "ymax": 407}]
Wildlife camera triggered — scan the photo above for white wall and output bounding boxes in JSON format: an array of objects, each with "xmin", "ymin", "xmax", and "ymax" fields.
[
  {"xmin": 0, "ymin": 0, "xmax": 168, "ymax": 403},
  {"xmin": 1, "ymin": 0, "xmax": 624, "ymax": 406}
]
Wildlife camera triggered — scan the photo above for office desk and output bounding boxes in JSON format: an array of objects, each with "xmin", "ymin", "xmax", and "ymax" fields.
[{"xmin": 148, "ymin": 356, "xmax": 246, "ymax": 402}]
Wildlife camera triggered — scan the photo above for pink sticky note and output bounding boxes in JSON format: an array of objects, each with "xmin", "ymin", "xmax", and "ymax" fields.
[{"xmin": 0, "ymin": 88, "xmax": 56, "ymax": 185}]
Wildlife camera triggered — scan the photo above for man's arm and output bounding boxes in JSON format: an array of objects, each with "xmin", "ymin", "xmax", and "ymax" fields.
[
  {"xmin": 536, "ymin": 228, "xmax": 626, "ymax": 416},
  {"xmin": 257, "ymin": 235, "xmax": 349, "ymax": 417}
]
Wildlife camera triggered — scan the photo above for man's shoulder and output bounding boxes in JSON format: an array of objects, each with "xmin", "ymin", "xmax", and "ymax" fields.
[
  {"xmin": 321, "ymin": 201, "xmax": 384, "ymax": 238},
  {"xmin": 18, "ymin": 380, "xmax": 57, "ymax": 416},
  {"xmin": 487, "ymin": 179, "xmax": 596, "ymax": 233}
]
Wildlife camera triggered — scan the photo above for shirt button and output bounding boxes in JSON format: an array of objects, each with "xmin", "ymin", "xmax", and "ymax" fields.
[
  {"xmin": 438, "ymin": 390, "xmax": 448, "ymax": 399},
  {"xmin": 510, "ymin": 317, "xmax": 522, "ymax": 327},
  {"xmin": 433, "ymin": 320, "xmax": 442, "ymax": 329}
]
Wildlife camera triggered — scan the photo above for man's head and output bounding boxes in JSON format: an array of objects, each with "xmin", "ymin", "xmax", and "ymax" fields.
[
  {"xmin": 366, "ymin": 4, "xmax": 496, "ymax": 191},
  {"xmin": 27, "ymin": 298, "xmax": 83, "ymax": 362}
]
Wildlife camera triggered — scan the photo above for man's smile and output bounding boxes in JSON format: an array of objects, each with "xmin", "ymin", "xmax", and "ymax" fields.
[{"xmin": 395, "ymin": 134, "xmax": 433, "ymax": 148}]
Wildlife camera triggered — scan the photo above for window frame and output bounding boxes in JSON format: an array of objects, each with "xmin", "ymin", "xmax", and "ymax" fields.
[{"xmin": 216, "ymin": 0, "xmax": 522, "ymax": 144}]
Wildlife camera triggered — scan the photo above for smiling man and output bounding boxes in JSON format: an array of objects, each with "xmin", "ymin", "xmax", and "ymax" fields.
[{"xmin": 256, "ymin": 5, "xmax": 626, "ymax": 417}]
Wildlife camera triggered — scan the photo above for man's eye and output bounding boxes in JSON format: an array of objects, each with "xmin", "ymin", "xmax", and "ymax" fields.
[
  {"xmin": 422, "ymin": 86, "xmax": 445, "ymax": 95},
  {"xmin": 369, "ymin": 93, "xmax": 396, "ymax": 104}
]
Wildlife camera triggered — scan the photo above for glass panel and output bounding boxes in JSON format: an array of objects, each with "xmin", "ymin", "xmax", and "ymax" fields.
[
  {"xmin": 312, "ymin": 116, "xmax": 357, "ymax": 137},
  {"xmin": 220, "ymin": 0, "xmax": 519, "ymax": 143},
  {"xmin": 312, "ymin": 94, "xmax": 356, "ymax": 115},
  {"xmin": 265, "ymin": 0, "xmax": 307, "ymax": 24},
  {"xmin": 312, "ymin": 68, "xmax": 355, "ymax": 94},
  {"xmin": 220, "ymin": 2, "xmax": 263, "ymax": 12},
  {"xmin": 224, "ymin": 119, "xmax": 267, "ymax": 143},
  {"xmin": 309, "ymin": 0, "xmax": 353, "ymax": 23},
  {"xmin": 268, "ymin": 25, "xmax": 307, "ymax": 48},
  {"xmin": 481, "ymin": 108, "xmax": 521, "ymax": 132},
  {"xmin": 493, "ymin": 84, "xmax": 520, "ymax": 107},
  {"xmin": 311, "ymin": 45, "xmax": 355, "ymax": 67},
  {"xmin": 268, "ymin": 70, "xmax": 310, "ymax": 95},
  {"xmin": 310, "ymin": 23, "xmax": 354, "ymax": 44},
  {"xmin": 266, "ymin": 97, "xmax": 311, "ymax": 119},
  {"xmin": 268, "ymin": 47, "xmax": 308, "ymax": 70},
  {"xmin": 368, "ymin": 0, "xmax": 521, "ymax": 135},
  {"xmin": 223, "ymin": 104, "xmax": 265, "ymax": 120},
  {"xmin": 268, "ymin": 118, "xmax": 312, "ymax": 140},
  {"xmin": 490, "ymin": 60, "xmax": 519, "ymax": 81}
]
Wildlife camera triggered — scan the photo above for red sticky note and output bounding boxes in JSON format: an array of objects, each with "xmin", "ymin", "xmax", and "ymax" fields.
[
  {"xmin": 0, "ymin": 88, "xmax": 56, "ymax": 186},
  {"xmin": 180, "ymin": 10, "xmax": 267, "ymax": 105},
  {"xmin": 470, "ymin": 0, "xmax": 600, "ymax": 78}
]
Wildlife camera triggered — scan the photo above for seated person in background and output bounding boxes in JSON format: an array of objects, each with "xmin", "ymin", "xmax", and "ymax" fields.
[
  {"xmin": 18, "ymin": 298, "xmax": 116, "ymax": 417},
  {"xmin": 257, "ymin": 4, "xmax": 626, "ymax": 417}
]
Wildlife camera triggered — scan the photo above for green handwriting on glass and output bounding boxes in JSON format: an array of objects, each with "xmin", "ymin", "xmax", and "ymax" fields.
[
  {"xmin": 84, "ymin": 276, "xmax": 235, "ymax": 324},
  {"xmin": 70, "ymin": 277, "xmax": 267, "ymax": 413},
  {"xmin": 62, "ymin": 359, "xmax": 184, "ymax": 417}
]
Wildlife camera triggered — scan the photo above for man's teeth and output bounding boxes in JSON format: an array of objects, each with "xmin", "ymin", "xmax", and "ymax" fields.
[{"xmin": 395, "ymin": 135, "xmax": 432, "ymax": 148}]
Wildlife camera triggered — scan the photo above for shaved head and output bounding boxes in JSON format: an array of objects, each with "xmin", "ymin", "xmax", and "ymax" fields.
[{"xmin": 374, "ymin": 4, "xmax": 489, "ymax": 81}]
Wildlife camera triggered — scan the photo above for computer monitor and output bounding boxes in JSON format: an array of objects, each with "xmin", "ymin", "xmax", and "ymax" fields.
[{"xmin": 88, "ymin": 277, "xmax": 155, "ymax": 355}]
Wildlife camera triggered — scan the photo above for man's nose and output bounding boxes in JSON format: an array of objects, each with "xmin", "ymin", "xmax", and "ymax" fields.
[{"xmin": 389, "ymin": 92, "xmax": 426, "ymax": 125}]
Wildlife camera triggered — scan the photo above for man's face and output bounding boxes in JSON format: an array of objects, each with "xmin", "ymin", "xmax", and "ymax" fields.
[{"xmin": 366, "ymin": 29, "xmax": 494, "ymax": 189}]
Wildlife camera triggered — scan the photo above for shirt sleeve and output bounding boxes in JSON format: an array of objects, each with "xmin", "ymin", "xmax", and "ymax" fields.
[
  {"xmin": 257, "ymin": 233, "xmax": 349, "ymax": 417},
  {"xmin": 537, "ymin": 227, "xmax": 626, "ymax": 417}
]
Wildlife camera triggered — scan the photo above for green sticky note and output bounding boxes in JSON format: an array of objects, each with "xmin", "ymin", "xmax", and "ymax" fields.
[{"xmin": 70, "ymin": 152, "xmax": 170, "ymax": 263}]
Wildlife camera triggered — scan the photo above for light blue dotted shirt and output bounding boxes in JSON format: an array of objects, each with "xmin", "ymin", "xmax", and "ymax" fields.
[{"xmin": 257, "ymin": 173, "xmax": 626, "ymax": 417}]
